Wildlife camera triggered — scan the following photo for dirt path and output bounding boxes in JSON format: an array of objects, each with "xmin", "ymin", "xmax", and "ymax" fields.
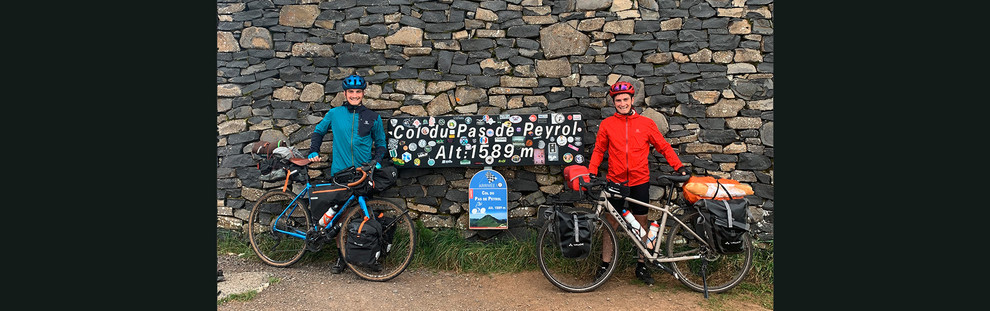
[{"xmin": 217, "ymin": 254, "xmax": 770, "ymax": 310}]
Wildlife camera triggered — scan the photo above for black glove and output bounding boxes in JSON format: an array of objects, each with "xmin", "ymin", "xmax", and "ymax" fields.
[{"xmin": 676, "ymin": 166, "xmax": 690, "ymax": 175}]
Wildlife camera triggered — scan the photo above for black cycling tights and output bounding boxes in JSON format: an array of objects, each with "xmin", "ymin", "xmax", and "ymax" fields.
[{"xmin": 607, "ymin": 182, "xmax": 651, "ymax": 215}]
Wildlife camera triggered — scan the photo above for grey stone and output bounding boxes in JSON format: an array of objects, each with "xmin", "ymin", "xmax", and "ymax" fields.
[{"xmin": 540, "ymin": 23, "xmax": 590, "ymax": 59}]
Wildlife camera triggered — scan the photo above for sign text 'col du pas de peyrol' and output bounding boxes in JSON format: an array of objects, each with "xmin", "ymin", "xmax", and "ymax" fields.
[{"xmin": 385, "ymin": 113, "xmax": 587, "ymax": 168}]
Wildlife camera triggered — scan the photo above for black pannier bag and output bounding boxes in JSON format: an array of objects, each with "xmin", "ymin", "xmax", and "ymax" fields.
[
  {"xmin": 554, "ymin": 208, "xmax": 597, "ymax": 259},
  {"xmin": 693, "ymin": 198, "xmax": 750, "ymax": 254},
  {"xmin": 344, "ymin": 215, "xmax": 383, "ymax": 268},
  {"xmin": 309, "ymin": 184, "xmax": 351, "ymax": 223}
]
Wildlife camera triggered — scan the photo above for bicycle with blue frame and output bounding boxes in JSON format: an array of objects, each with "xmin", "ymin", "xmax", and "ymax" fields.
[{"xmin": 246, "ymin": 157, "xmax": 416, "ymax": 282}]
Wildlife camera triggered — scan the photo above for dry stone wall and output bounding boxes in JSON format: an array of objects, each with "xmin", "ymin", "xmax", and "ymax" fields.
[{"xmin": 217, "ymin": 0, "xmax": 775, "ymax": 240}]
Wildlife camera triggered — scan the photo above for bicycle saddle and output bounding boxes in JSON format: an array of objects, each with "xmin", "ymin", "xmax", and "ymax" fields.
[{"xmin": 289, "ymin": 158, "xmax": 312, "ymax": 166}]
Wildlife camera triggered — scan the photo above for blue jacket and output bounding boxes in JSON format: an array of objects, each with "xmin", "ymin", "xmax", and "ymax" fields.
[{"xmin": 308, "ymin": 104, "xmax": 386, "ymax": 176}]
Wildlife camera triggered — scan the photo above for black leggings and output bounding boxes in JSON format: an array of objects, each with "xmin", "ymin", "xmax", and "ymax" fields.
[{"xmin": 607, "ymin": 182, "xmax": 651, "ymax": 215}]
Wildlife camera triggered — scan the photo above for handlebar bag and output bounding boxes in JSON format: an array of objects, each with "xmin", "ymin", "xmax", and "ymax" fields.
[{"xmin": 563, "ymin": 165, "xmax": 591, "ymax": 191}]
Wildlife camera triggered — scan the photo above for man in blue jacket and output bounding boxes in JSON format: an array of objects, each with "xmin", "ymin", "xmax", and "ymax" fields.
[
  {"xmin": 307, "ymin": 74, "xmax": 387, "ymax": 274},
  {"xmin": 307, "ymin": 74, "xmax": 387, "ymax": 177}
]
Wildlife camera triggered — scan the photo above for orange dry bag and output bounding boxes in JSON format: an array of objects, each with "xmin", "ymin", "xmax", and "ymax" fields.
[{"xmin": 682, "ymin": 176, "xmax": 754, "ymax": 204}]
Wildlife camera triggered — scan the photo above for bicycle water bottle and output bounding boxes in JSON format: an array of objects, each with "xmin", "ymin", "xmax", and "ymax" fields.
[
  {"xmin": 621, "ymin": 210, "xmax": 646, "ymax": 238},
  {"xmin": 318, "ymin": 205, "xmax": 338, "ymax": 227},
  {"xmin": 646, "ymin": 221, "xmax": 661, "ymax": 249}
]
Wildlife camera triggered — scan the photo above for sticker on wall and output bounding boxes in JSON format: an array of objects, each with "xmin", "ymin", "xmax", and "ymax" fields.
[
  {"xmin": 575, "ymin": 154, "xmax": 584, "ymax": 164},
  {"xmin": 563, "ymin": 153, "xmax": 573, "ymax": 163},
  {"xmin": 534, "ymin": 149, "xmax": 545, "ymax": 164}
]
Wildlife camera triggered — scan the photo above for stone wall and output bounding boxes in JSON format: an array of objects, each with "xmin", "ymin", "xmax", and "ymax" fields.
[{"xmin": 217, "ymin": 0, "xmax": 774, "ymax": 240}]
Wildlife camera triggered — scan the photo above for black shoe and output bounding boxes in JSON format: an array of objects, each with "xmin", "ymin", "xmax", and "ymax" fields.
[
  {"xmin": 635, "ymin": 263, "xmax": 655, "ymax": 285},
  {"xmin": 217, "ymin": 269, "xmax": 225, "ymax": 282},
  {"xmin": 331, "ymin": 257, "xmax": 346, "ymax": 274},
  {"xmin": 596, "ymin": 262, "xmax": 609, "ymax": 280}
]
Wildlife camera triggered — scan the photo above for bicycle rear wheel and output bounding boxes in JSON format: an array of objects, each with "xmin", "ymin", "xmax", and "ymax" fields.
[
  {"xmin": 665, "ymin": 211, "xmax": 752, "ymax": 293},
  {"xmin": 337, "ymin": 199, "xmax": 416, "ymax": 282},
  {"xmin": 247, "ymin": 190, "xmax": 310, "ymax": 267},
  {"xmin": 536, "ymin": 213, "xmax": 618, "ymax": 293}
]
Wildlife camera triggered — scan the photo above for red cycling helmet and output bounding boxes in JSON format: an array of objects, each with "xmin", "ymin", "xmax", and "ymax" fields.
[{"xmin": 609, "ymin": 81, "xmax": 635, "ymax": 98}]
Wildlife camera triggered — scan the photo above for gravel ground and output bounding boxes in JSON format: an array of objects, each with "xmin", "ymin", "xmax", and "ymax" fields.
[{"xmin": 216, "ymin": 253, "xmax": 770, "ymax": 310}]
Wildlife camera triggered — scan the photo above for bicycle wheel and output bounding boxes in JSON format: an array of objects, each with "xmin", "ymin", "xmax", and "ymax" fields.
[
  {"xmin": 536, "ymin": 212, "xmax": 619, "ymax": 293},
  {"xmin": 337, "ymin": 199, "xmax": 416, "ymax": 282},
  {"xmin": 247, "ymin": 190, "xmax": 311, "ymax": 267},
  {"xmin": 665, "ymin": 211, "xmax": 752, "ymax": 293}
]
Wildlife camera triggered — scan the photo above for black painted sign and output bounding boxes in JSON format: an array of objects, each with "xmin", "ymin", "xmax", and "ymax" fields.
[{"xmin": 385, "ymin": 113, "xmax": 587, "ymax": 168}]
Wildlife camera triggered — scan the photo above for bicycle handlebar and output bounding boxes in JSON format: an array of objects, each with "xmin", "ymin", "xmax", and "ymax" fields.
[{"xmin": 579, "ymin": 174, "xmax": 690, "ymax": 189}]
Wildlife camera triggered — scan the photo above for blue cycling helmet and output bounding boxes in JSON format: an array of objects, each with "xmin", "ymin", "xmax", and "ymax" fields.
[{"xmin": 342, "ymin": 74, "xmax": 367, "ymax": 90}]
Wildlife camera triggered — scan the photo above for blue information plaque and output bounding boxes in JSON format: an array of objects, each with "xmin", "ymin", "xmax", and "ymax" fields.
[{"xmin": 468, "ymin": 168, "xmax": 508, "ymax": 229}]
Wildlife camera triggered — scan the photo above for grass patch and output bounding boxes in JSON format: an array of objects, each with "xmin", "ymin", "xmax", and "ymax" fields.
[
  {"xmin": 409, "ymin": 221, "xmax": 537, "ymax": 274},
  {"xmin": 217, "ymin": 290, "xmax": 257, "ymax": 305}
]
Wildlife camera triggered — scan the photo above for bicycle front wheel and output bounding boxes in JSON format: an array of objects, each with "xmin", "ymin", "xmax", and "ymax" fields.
[
  {"xmin": 665, "ymin": 212, "xmax": 753, "ymax": 293},
  {"xmin": 337, "ymin": 199, "xmax": 416, "ymax": 282},
  {"xmin": 247, "ymin": 190, "xmax": 310, "ymax": 267},
  {"xmin": 536, "ymin": 213, "xmax": 618, "ymax": 293}
]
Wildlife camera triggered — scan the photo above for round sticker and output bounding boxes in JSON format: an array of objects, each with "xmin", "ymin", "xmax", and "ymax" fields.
[
  {"xmin": 538, "ymin": 141, "xmax": 546, "ymax": 149},
  {"xmin": 567, "ymin": 136, "xmax": 574, "ymax": 143},
  {"xmin": 563, "ymin": 153, "xmax": 573, "ymax": 163},
  {"xmin": 575, "ymin": 154, "xmax": 584, "ymax": 164},
  {"xmin": 485, "ymin": 156, "xmax": 495, "ymax": 165},
  {"xmin": 464, "ymin": 117, "xmax": 472, "ymax": 124},
  {"xmin": 525, "ymin": 139, "xmax": 533, "ymax": 147},
  {"xmin": 421, "ymin": 127, "xmax": 429, "ymax": 135},
  {"xmin": 486, "ymin": 129, "xmax": 495, "ymax": 137},
  {"xmin": 447, "ymin": 120, "xmax": 457, "ymax": 129},
  {"xmin": 428, "ymin": 159, "xmax": 436, "ymax": 166},
  {"xmin": 511, "ymin": 155, "xmax": 521, "ymax": 163},
  {"xmin": 414, "ymin": 158, "xmax": 421, "ymax": 166},
  {"xmin": 529, "ymin": 114, "xmax": 537, "ymax": 122},
  {"xmin": 502, "ymin": 121, "xmax": 512, "ymax": 128},
  {"xmin": 509, "ymin": 115, "xmax": 522, "ymax": 123},
  {"xmin": 428, "ymin": 141, "xmax": 436, "ymax": 147},
  {"xmin": 480, "ymin": 136, "xmax": 489, "ymax": 144},
  {"xmin": 418, "ymin": 139, "xmax": 427, "ymax": 147},
  {"xmin": 553, "ymin": 114, "xmax": 565, "ymax": 124},
  {"xmin": 408, "ymin": 143, "xmax": 417, "ymax": 151},
  {"xmin": 556, "ymin": 135, "xmax": 567, "ymax": 146}
]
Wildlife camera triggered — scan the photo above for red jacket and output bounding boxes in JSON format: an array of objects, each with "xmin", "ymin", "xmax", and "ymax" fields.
[{"xmin": 588, "ymin": 111, "xmax": 683, "ymax": 187}]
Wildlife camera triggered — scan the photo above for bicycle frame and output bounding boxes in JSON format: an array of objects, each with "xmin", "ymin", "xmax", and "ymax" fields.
[
  {"xmin": 269, "ymin": 180, "xmax": 372, "ymax": 240},
  {"xmin": 593, "ymin": 183, "xmax": 712, "ymax": 264}
]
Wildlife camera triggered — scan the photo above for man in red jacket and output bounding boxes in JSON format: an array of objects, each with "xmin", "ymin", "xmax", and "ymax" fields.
[{"xmin": 587, "ymin": 80, "xmax": 690, "ymax": 285}]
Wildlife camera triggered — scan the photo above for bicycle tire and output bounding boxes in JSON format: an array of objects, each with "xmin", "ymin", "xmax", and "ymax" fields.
[
  {"xmin": 536, "ymin": 213, "xmax": 619, "ymax": 293},
  {"xmin": 247, "ymin": 190, "xmax": 311, "ymax": 267},
  {"xmin": 665, "ymin": 211, "xmax": 752, "ymax": 293},
  {"xmin": 337, "ymin": 199, "xmax": 416, "ymax": 282}
]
